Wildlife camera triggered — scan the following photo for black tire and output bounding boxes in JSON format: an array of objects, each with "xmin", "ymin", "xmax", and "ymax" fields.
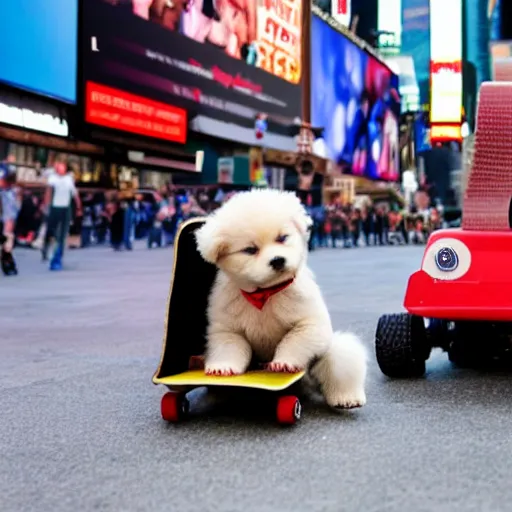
[
  {"xmin": 426, "ymin": 318, "xmax": 449, "ymax": 350},
  {"xmin": 448, "ymin": 340, "xmax": 477, "ymax": 368},
  {"xmin": 448, "ymin": 321, "xmax": 494, "ymax": 368},
  {"xmin": 375, "ymin": 313, "xmax": 430, "ymax": 378}
]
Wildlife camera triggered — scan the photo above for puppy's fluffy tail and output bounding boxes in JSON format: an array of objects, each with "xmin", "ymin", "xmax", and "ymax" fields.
[
  {"xmin": 329, "ymin": 331, "xmax": 367, "ymax": 377},
  {"xmin": 310, "ymin": 331, "xmax": 368, "ymax": 397}
]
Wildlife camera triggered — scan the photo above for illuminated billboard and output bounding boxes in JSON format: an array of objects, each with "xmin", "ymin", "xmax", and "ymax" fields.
[
  {"xmin": 429, "ymin": 0, "xmax": 462, "ymax": 135},
  {"xmin": 378, "ymin": 0, "xmax": 402, "ymax": 49},
  {"xmin": 311, "ymin": 16, "xmax": 400, "ymax": 181},
  {"xmin": 331, "ymin": 0, "xmax": 351, "ymax": 27},
  {"xmin": 82, "ymin": 0, "xmax": 302, "ymax": 141}
]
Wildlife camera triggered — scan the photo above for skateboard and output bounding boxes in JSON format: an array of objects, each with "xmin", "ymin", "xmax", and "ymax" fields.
[
  {"xmin": 154, "ymin": 366, "xmax": 305, "ymax": 425},
  {"xmin": 152, "ymin": 218, "xmax": 306, "ymax": 425}
]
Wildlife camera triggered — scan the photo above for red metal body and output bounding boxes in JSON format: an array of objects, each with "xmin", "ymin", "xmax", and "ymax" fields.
[{"xmin": 404, "ymin": 229, "xmax": 512, "ymax": 321}]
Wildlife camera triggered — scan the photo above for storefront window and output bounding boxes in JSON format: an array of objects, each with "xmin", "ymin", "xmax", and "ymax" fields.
[
  {"xmin": 116, "ymin": 165, "xmax": 140, "ymax": 193},
  {"xmin": 140, "ymin": 170, "xmax": 170, "ymax": 190},
  {"xmin": 0, "ymin": 141, "xmax": 114, "ymax": 188}
]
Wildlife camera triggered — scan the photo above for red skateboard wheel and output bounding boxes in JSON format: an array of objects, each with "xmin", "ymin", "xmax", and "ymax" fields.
[
  {"xmin": 276, "ymin": 395, "xmax": 302, "ymax": 425},
  {"xmin": 161, "ymin": 392, "xmax": 189, "ymax": 422}
]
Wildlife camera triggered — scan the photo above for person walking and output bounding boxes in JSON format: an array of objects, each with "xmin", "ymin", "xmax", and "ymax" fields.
[
  {"xmin": 42, "ymin": 161, "xmax": 82, "ymax": 270},
  {"xmin": 0, "ymin": 166, "xmax": 21, "ymax": 276}
]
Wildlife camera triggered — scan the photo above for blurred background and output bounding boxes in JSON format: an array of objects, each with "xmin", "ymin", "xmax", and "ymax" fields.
[{"xmin": 0, "ymin": 0, "xmax": 509, "ymax": 255}]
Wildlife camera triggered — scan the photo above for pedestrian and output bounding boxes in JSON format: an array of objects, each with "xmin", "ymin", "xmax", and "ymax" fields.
[
  {"xmin": 80, "ymin": 193, "xmax": 95, "ymax": 248},
  {"xmin": 122, "ymin": 195, "xmax": 135, "ymax": 250},
  {"xmin": 109, "ymin": 198, "xmax": 125, "ymax": 251},
  {"xmin": 350, "ymin": 208, "xmax": 362, "ymax": 247},
  {"xmin": 42, "ymin": 161, "xmax": 82, "ymax": 270},
  {"xmin": 0, "ymin": 166, "xmax": 21, "ymax": 276}
]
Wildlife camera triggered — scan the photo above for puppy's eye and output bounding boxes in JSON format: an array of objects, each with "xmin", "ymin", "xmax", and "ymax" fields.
[
  {"xmin": 276, "ymin": 234, "xmax": 288, "ymax": 243},
  {"xmin": 242, "ymin": 246, "xmax": 258, "ymax": 255}
]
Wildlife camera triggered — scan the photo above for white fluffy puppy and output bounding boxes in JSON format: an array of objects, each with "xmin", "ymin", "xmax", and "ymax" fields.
[{"xmin": 195, "ymin": 189, "xmax": 367, "ymax": 408}]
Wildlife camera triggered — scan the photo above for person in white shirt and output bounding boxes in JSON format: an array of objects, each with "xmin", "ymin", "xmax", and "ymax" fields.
[{"xmin": 42, "ymin": 162, "xmax": 82, "ymax": 268}]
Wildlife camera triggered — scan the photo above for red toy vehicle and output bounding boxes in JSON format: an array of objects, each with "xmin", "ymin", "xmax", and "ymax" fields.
[{"xmin": 375, "ymin": 82, "xmax": 512, "ymax": 377}]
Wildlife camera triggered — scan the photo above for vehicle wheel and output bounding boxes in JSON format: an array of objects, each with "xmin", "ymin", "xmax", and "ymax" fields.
[
  {"xmin": 375, "ymin": 313, "xmax": 430, "ymax": 378},
  {"xmin": 161, "ymin": 392, "xmax": 189, "ymax": 422},
  {"xmin": 447, "ymin": 340, "xmax": 478, "ymax": 368},
  {"xmin": 276, "ymin": 395, "xmax": 301, "ymax": 425},
  {"xmin": 426, "ymin": 319, "xmax": 450, "ymax": 350},
  {"xmin": 448, "ymin": 322, "xmax": 489, "ymax": 368}
]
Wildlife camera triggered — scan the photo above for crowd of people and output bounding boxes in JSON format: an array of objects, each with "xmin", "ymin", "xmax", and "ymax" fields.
[
  {"xmin": 1, "ymin": 162, "xmax": 452, "ymax": 276},
  {"xmin": 306, "ymin": 200, "xmax": 446, "ymax": 250}
]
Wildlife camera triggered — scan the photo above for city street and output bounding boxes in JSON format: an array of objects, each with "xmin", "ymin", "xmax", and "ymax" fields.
[{"xmin": 3, "ymin": 243, "xmax": 512, "ymax": 512}]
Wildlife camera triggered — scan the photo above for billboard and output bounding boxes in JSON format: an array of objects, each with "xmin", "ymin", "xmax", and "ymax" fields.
[
  {"xmin": 331, "ymin": 0, "xmax": 351, "ymax": 27},
  {"xmin": 378, "ymin": 0, "xmax": 402, "ymax": 49},
  {"xmin": 489, "ymin": 0, "xmax": 501, "ymax": 40},
  {"xmin": 401, "ymin": 0, "xmax": 430, "ymax": 105},
  {"xmin": 311, "ymin": 15, "xmax": 400, "ymax": 181},
  {"xmin": 0, "ymin": 0, "xmax": 77, "ymax": 104},
  {"xmin": 82, "ymin": 0, "xmax": 302, "ymax": 140},
  {"xmin": 429, "ymin": 0, "xmax": 462, "ymax": 134}
]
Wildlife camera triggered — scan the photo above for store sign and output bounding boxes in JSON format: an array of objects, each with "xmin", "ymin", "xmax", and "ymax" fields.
[
  {"xmin": 331, "ymin": 0, "xmax": 351, "ymax": 27},
  {"xmin": 430, "ymin": 124, "xmax": 461, "ymax": 142},
  {"xmin": 0, "ymin": 100, "xmax": 69, "ymax": 136},
  {"xmin": 429, "ymin": 0, "xmax": 462, "ymax": 131},
  {"xmin": 85, "ymin": 81, "xmax": 187, "ymax": 143}
]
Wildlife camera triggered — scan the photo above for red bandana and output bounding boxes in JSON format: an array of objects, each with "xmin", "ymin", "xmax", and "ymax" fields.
[{"xmin": 241, "ymin": 278, "xmax": 294, "ymax": 310}]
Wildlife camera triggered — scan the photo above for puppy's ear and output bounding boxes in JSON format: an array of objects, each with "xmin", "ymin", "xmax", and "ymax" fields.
[
  {"xmin": 292, "ymin": 204, "xmax": 313, "ymax": 237},
  {"xmin": 195, "ymin": 218, "xmax": 228, "ymax": 264}
]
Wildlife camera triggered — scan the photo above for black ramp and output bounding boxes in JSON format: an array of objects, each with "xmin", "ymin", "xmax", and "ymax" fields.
[{"xmin": 153, "ymin": 219, "xmax": 217, "ymax": 379}]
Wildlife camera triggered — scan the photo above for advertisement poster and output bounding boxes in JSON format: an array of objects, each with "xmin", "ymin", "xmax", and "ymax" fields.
[
  {"xmin": 310, "ymin": 15, "xmax": 400, "ymax": 181},
  {"xmin": 217, "ymin": 157, "xmax": 234, "ymax": 184},
  {"xmin": 82, "ymin": 0, "xmax": 302, "ymax": 139}
]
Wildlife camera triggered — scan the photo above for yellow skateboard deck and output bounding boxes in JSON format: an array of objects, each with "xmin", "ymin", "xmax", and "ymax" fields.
[{"xmin": 154, "ymin": 369, "xmax": 305, "ymax": 391}]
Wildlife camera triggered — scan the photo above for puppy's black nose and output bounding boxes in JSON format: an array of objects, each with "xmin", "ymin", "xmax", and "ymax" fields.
[{"xmin": 269, "ymin": 256, "xmax": 286, "ymax": 271}]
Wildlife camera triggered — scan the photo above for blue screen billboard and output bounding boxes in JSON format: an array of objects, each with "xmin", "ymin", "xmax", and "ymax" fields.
[
  {"xmin": 0, "ymin": 0, "xmax": 77, "ymax": 104},
  {"xmin": 311, "ymin": 15, "xmax": 400, "ymax": 181}
]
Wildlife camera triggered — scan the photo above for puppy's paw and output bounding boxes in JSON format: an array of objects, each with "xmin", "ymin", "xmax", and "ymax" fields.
[
  {"xmin": 325, "ymin": 390, "xmax": 366, "ymax": 409},
  {"xmin": 205, "ymin": 362, "xmax": 244, "ymax": 377},
  {"xmin": 265, "ymin": 361, "xmax": 304, "ymax": 373}
]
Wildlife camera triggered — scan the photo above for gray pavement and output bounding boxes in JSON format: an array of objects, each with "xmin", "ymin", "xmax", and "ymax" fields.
[{"xmin": 2, "ymin": 243, "xmax": 512, "ymax": 512}]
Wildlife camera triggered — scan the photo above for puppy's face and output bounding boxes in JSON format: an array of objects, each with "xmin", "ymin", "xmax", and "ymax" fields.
[{"xmin": 195, "ymin": 190, "xmax": 312, "ymax": 289}]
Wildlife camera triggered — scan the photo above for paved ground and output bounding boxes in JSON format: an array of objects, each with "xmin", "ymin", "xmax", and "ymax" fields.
[{"xmin": 2, "ymin": 242, "xmax": 512, "ymax": 512}]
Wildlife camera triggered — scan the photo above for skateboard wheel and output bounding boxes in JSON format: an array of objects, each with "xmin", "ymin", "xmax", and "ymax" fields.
[
  {"xmin": 161, "ymin": 392, "xmax": 189, "ymax": 422},
  {"xmin": 276, "ymin": 395, "xmax": 301, "ymax": 425}
]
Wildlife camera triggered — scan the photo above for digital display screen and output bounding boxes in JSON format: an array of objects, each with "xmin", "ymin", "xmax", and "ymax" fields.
[
  {"xmin": 82, "ymin": 0, "xmax": 302, "ymax": 138},
  {"xmin": 0, "ymin": 0, "xmax": 77, "ymax": 104},
  {"xmin": 311, "ymin": 15, "xmax": 400, "ymax": 181},
  {"xmin": 429, "ymin": 0, "xmax": 462, "ymax": 126}
]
